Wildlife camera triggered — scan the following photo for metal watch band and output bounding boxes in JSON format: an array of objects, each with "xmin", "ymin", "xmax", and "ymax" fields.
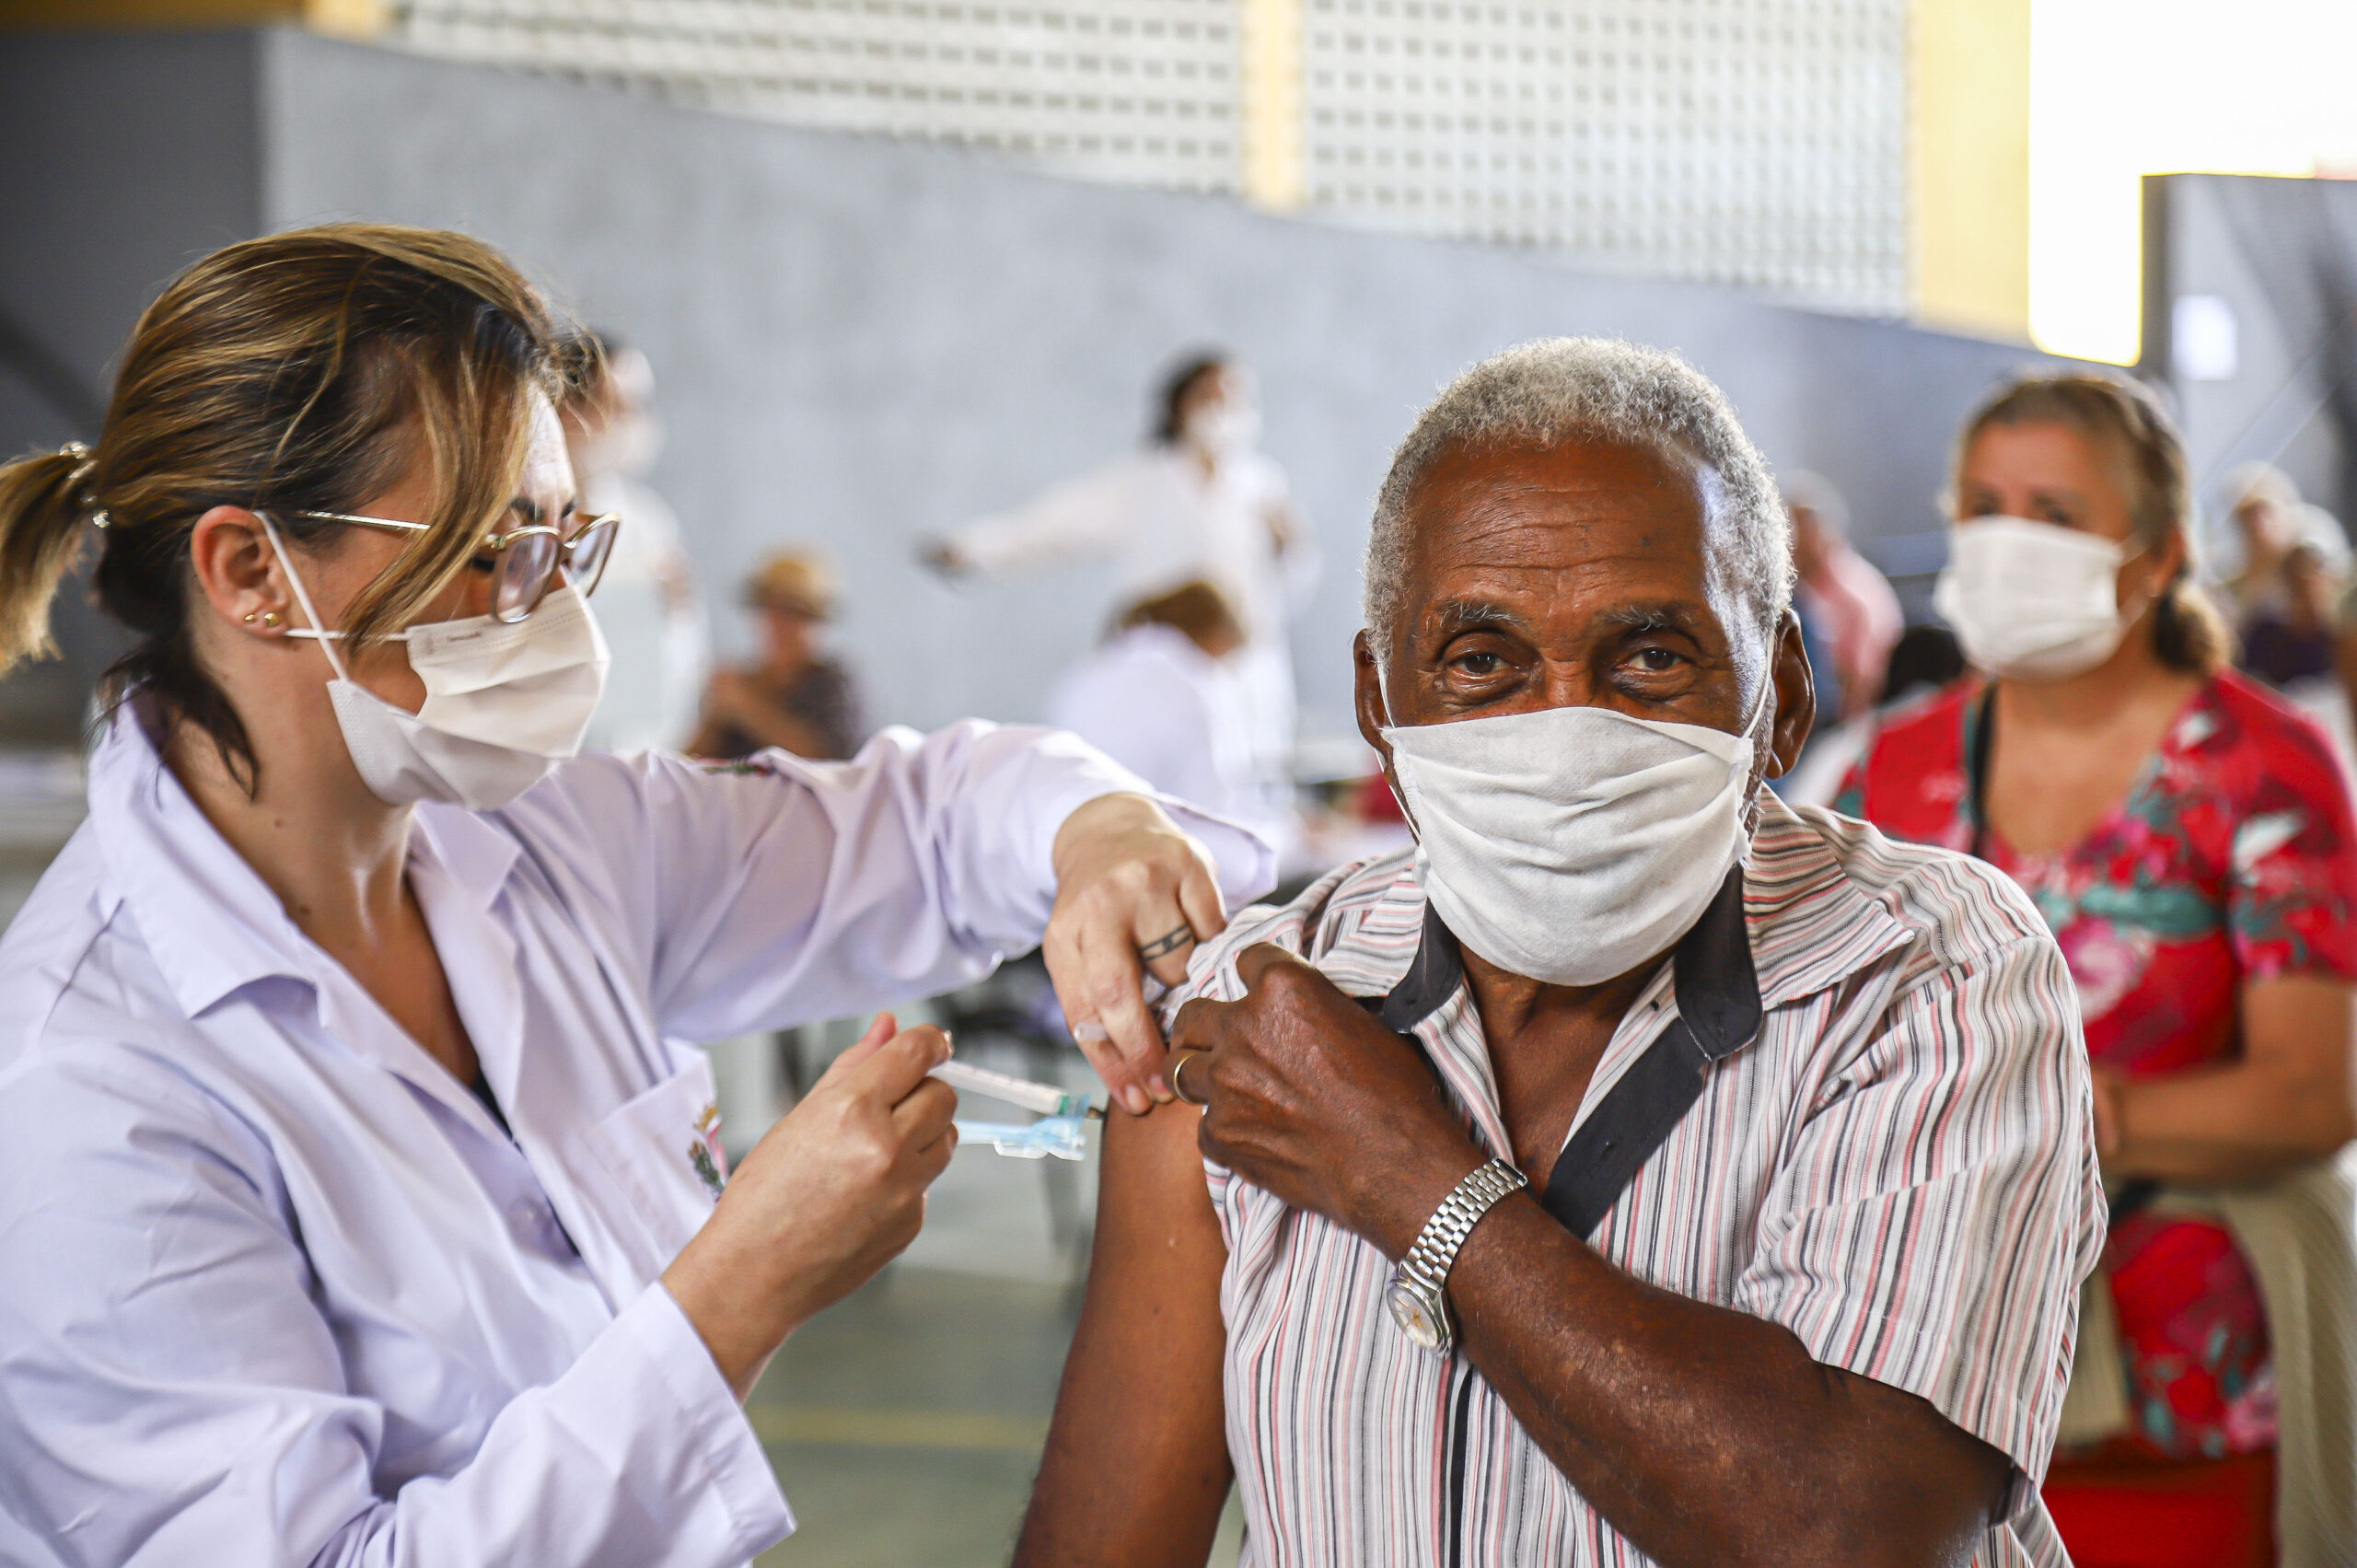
[{"xmin": 1399, "ymin": 1158, "xmax": 1529, "ymax": 1290}]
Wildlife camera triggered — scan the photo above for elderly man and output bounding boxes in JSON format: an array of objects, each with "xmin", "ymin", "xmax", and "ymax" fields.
[{"xmin": 1016, "ymin": 341, "xmax": 2102, "ymax": 1568}]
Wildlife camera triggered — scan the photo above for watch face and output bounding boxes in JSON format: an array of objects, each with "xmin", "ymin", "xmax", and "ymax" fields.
[{"xmin": 1386, "ymin": 1277, "xmax": 1446, "ymax": 1350}]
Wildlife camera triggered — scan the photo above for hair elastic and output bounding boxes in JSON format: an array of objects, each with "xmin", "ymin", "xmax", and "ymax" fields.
[{"xmin": 57, "ymin": 441, "xmax": 107, "ymax": 527}]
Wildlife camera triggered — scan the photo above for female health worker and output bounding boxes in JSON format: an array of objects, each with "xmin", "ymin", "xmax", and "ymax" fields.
[{"xmin": 0, "ymin": 226, "xmax": 1271, "ymax": 1568}]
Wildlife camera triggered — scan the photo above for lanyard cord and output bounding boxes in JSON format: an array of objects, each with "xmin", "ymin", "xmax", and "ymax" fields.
[{"xmin": 1968, "ymin": 684, "xmax": 1997, "ymax": 863}]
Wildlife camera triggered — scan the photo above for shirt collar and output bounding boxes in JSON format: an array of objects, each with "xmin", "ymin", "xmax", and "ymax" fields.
[
  {"xmin": 1366, "ymin": 791, "xmax": 1913, "ymax": 1040},
  {"xmin": 87, "ymin": 708, "xmax": 522, "ymax": 1018}
]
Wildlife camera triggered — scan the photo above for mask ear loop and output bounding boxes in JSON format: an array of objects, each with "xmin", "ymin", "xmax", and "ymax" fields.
[
  {"xmin": 1741, "ymin": 645, "xmax": 1777, "ymax": 741},
  {"xmin": 254, "ymin": 510, "xmax": 355, "ymax": 685}
]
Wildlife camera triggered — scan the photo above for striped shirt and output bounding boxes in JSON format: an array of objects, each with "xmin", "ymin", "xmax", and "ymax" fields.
[{"xmin": 1177, "ymin": 796, "xmax": 2104, "ymax": 1567}]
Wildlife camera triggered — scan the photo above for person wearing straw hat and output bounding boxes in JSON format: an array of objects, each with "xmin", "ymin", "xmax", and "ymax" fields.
[{"xmin": 690, "ymin": 548, "xmax": 865, "ymax": 762}]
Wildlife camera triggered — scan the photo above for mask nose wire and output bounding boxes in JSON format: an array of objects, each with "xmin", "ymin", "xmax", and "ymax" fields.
[{"xmin": 254, "ymin": 510, "xmax": 354, "ymax": 686}]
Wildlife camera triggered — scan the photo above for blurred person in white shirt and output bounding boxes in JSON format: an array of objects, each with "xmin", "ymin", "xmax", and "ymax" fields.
[
  {"xmin": 564, "ymin": 332, "xmax": 711, "ymax": 752},
  {"xmin": 924, "ymin": 352, "xmax": 1316, "ymax": 783},
  {"xmin": 1048, "ymin": 579, "xmax": 1295, "ymax": 861},
  {"xmin": 1784, "ymin": 471, "xmax": 1900, "ymax": 721}
]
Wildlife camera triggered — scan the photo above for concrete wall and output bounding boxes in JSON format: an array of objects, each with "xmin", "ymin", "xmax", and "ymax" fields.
[
  {"xmin": 2143, "ymin": 173, "xmax": 2357, "ymax": 549},
  {"xmin": 0, "ymin": 28, "xmax": 261, "ymax": 739},
  {"xmin": 5, "ymin": 27, "xmax": 2060, "ymax": 749}
]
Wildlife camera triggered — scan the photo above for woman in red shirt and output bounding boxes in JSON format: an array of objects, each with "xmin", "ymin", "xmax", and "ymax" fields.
[{"xmin": 1839, "ymin": 373, "xmax": 2357, "ymax": 1568}]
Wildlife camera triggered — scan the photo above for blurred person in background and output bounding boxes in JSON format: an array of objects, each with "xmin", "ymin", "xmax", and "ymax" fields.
[
  {"xmin": 689, "ymin": 549, "xmax": 864, "ymax": 762},
  {"xmin": 2217, "ymin": 460, "xmax": 2350, "ymax": 632},
  {"xmin": 922, "ymin": 350, "xmax": 1317, "ymax": 787},
  {"xmin": 1778, "ymin": 622, "xmax": 1966, "ymax": 807},
  {"xmin": 1046, "ymin": 579, "xmax": 1295, "ymax": 860},
  {"xmin": 563, "ymin": 332, "xmax": 710, "ymax": 752},
  {"xmin": 0, "ymin": 226, "xmax": 1275, "ymax": 1568},
  {"xmin": 2239, "ymin": 540, "xmax": 2343, "ymax": 691},
  {"xmin": 1785, "ymin": 470, "xmax": 1901, "ymax": 720},
  {"xmin": 1839, "ymin": 372, "xmax": 2357, "ymax": 1568}
]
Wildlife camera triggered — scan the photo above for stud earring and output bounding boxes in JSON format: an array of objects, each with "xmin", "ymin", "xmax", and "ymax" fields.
[
  {"xmin": 241, "ymin": 611, "xmax": 257, "ymax": 623},
  {"xmin": 261, "ymin": 611, "xmax": 282, "ymax": 629}
]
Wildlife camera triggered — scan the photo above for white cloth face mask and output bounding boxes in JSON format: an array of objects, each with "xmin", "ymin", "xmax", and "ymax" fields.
[
  {"xmin": 1186, "ymin": 401, "xmax": 1261, "ymax": 459},
  {"xmin": 261, "ymin": 512, "xmax": 611, "ymax": 810},
  {"xmin": 1933, "ymin": 516, "xmax": 2140, "ymax": 680},
  {"xmin": 1381, "ymin": 678, "xmax": 1769, "ymax": 987}
]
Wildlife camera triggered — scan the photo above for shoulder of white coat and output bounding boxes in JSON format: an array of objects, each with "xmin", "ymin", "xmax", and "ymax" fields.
[
  {"xmin": 0, "ymin": 869, "xmax": 273, "ymax": 1201},
  {"xmin": 0, "ymin": 829, "xmax": 132, "ymax": 1071},
  {"xmin": 488, "ymin": 746, "xmax": 812, "ymax": 862},
  {"xmin": 1768, "ymin": 799, "xmax": 2061, "ymax": 983},
  {"xmin": 1160, "ymin": 848, "xmax": 1416, "ymax": 1021}
]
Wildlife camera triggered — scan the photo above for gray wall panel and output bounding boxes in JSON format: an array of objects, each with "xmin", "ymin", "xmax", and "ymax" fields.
[
  {"xmin": 8, "ymin": 27, "xmax": 2061, "ymax": 746},
  {"xmin": 2145, "ymin": 173, "xmax": 2357, "ymax": 554},
  {"xmin": 0, "ymin": 29, "xmax": 264, "ymax": 737}
]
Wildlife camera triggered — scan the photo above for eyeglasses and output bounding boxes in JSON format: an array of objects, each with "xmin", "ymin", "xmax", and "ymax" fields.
[{"xmin": 283, "ymin": 507, "xmax": 622, "ymax": 623}]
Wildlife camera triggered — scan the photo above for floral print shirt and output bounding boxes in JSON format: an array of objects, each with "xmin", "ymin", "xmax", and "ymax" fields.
[{"xmin": 1838, "ymin": 670, "xmax": 2357, "ymax": 1459}]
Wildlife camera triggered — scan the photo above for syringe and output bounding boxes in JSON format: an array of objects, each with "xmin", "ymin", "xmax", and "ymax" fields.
[
  {"xmin": 952, "ymin": 1116, "xmax": 1090, "ymax": 1161},
  {"xmin": 929, "ymin": 1058, "xmax": 1105, "ymax": 1121}
]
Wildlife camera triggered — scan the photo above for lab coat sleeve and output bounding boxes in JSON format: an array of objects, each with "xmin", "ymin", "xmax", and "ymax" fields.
[
  {"xmin": 0, "ymin": 1050, "xmax": 791, "ymax": 1568},
  {"xmin": 524, "ymin": 720, "xmax": 1275, "ymax": 1041},
  {"xmin": 941, "ymin": 458, "xmax": 1136, "ymax": 575}
]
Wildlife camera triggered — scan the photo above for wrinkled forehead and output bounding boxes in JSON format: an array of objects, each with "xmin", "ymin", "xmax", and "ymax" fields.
[{"xmin": 1395, "ymin": 435, "xmax": 1736, "ymax": 630}]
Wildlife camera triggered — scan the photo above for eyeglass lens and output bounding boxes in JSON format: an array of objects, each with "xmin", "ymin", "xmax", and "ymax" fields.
[
  {"xmin": 493, "ymin": 529, "xmax": 562, "ymax": 622},
  {"xmin": 563, "ymin": 516, "xmax": 619, "ymax": 598}
]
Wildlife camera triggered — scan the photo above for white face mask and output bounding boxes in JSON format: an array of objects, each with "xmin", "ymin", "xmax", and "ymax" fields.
[
  {"xmin": 261, "ymin": 513, "xmax": 611, "ymax": 810},
  {"xmin": 1933, "ymin": 516, "xmax": 2143, "ymax": 680},
  {"xmin": 1185, "ymin": 400, "xmax": 1261, "ymax": 459},
  {"xmin": 1381, "ymin": 679, "xmax": 1769, "ymax": 987}
]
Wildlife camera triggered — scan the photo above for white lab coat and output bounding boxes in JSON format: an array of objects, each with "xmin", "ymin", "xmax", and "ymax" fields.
[
  {"xmin": 947, "ymin": 446, "xmax": 1318, "ymax": 772},
  {"xmin": 0, "ymin": 711, "xmax": 1271, "ymax": 1568},
  {"xmin": 1046, "ymin": 624, "xmax": 1293, "ymax": 856}
]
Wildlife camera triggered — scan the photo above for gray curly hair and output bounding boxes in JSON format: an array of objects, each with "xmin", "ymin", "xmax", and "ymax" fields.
[{"xmin": 1363, "ymin": 338, "xmax": 1794, "ymax": 665}]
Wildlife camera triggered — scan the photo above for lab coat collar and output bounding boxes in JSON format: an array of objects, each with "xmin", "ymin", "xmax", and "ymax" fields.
[
  {"xmin": 411, "ymin": 801, "xmax": 524, "ymax": 912},
  {"xmin": 89, "ymin": 709, "xmax": 316, "ymax": 1018},
  {"xmin": 86, "ymin": 707, "xmax": 522, "ymax": 1019}
]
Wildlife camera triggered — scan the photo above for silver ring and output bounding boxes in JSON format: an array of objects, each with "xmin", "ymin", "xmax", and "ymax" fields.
[
  {"xmin": 1139, "ymin": 923, "xmax": 1195, "ymax": 963},
  {"xmin": 1169, "ymin": 1050, "xmax": 1211, "ymax": 1106}
]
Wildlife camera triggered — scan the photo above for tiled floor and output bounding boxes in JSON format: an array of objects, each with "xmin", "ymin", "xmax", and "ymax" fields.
[{"xmin": 749, "ymin": 1265, "xmax": 1244, "ymax": 1567}]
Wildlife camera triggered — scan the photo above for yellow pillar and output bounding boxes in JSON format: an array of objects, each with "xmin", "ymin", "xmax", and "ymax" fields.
[
  {"xmin": 1237, "ymin": 0, "xmax": 1306, "ymax": 212},
  {"xmin": 1910, "ymin": 0, "xmax": 2032, "ymax": 341},
  {"xmin": 0, "ymin": 0, "xmax": 384, "ymax": 35}
]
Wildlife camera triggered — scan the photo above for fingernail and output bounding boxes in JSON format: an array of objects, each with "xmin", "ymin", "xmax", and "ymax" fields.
[
  {"xmin": 1148, "ymin": 1074, "xmax": 1173, "ymax": 1102},
  {"xmin": 1120, "ymin": 1086, "xmax": 1151, "ymax": 1116}
]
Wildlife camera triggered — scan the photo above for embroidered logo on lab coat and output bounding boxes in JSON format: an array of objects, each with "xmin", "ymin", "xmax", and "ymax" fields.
[{"xmin": 688, "ymin": 1100, "xmax": 727, "ymax": 1198}]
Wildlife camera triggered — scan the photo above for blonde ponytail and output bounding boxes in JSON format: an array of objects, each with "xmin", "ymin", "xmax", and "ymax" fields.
[{"xmin": 0, "ymin": 444, "xmax": 99, "ymax": 675}]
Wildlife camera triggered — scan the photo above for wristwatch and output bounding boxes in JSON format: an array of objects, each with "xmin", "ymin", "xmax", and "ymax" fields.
[{"xmin": 1385, "ymin": 1158, "xmax": 1529, "ymax": 1353}]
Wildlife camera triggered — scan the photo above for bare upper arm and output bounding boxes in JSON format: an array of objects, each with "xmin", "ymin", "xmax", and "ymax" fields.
[
  {"xmin": 2240, "ymin": 973, "xmax": 2357, "ymax": 1150},
  {"xmin": 1014, "ymin": 1099, "xmax": 1232, "ymax": 1568}
]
